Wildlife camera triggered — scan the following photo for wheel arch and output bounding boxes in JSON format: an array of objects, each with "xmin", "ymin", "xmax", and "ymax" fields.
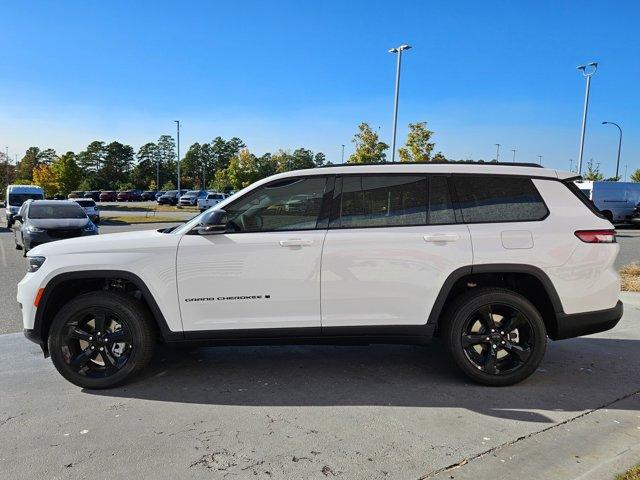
[
  {"xmin": 34, "ymin": 270, "xmax": 182, "ymax": 355},
  {"xmin": 429, "ymin": 264, "xmax": 565, "ymax": 339}
]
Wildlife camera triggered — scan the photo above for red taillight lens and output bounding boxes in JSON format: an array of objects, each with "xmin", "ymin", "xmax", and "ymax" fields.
[{"xmin": 574, "ymin": 229, "xmax": 617, "ymax": 243}]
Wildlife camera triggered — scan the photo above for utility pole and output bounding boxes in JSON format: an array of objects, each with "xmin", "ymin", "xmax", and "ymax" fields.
[
  {"xmin": 538, "ymin": 155, "xmax": 543, "ymax": 165},
  {"xmin": 495, "ymin": 143, "xmax": 500, "ymax": 162},
  {"xmin": 569, "ymin": 159, "xmax": 574, "ymax": 172},
  {"xmin": 624, "ymin": 164, "xmax": 628, "ymax": 181},
  {"xmin": 341, "ymin": 144, "xmax": 345, "ymax": 164},
  {"xmin": 388, "ymin": 44, "xmax": 412, "ymax": 163},
  {"xmin": 576, "ymin": 62, "xmax": 598, "ymax": 175},
  {"xmin": 174, "ymin": 120, "xmax": 181, "ymax": 191}
]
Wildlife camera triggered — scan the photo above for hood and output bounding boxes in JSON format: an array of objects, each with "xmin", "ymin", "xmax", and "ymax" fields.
[
  {"xmin": 29, "ymin": 218, "xmax": 90, "ymax": 229},
  {"xmin": 29, "ymin": 228, "xmax": 174, "ymax": 257}
]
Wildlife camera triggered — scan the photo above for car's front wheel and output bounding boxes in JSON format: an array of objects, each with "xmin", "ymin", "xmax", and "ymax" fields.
[
  {"xmin": 48, "ymin": 291, "xmax": 155, "ymax": 389},
  {"xmin": 442, "ymin": 287, "xmax": 546, "ymax": 386}
]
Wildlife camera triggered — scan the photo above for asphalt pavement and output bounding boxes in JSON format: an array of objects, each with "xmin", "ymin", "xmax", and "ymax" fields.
[{"xmin": 1, "ymin": 293, "xmax": 639, "ymax": 479}]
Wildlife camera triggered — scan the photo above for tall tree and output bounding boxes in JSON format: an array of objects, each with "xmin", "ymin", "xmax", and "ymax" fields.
[
  {"xmin": 157, "ymin": 135, "xmax": 177, "ymax": 185},
  {"xmin": 210, "ymin": 136, "xmax": 246, "ymax": 171},
  {"xmin": 32, "ymin": 164, "xmax": 58, "ymax": 197},
  {"xmin": 398, "ymin": 122, "xmax": 435, "ymax": 162},
  {"xmin": 77, "ymin": 141, "xmax": 107, "ymax": 186},
  {"xmin": 226, "ymin": 149, "xmax": 260, "ymax": 189},
  {"xmin": 275, "ymin": 148, "xmax": 316, "ymax": 172},
  {"xmin": 51, "ymin": 152, "xmax": 81, "ymax": 195},
  {"xmin": 133, "ymin": 142, "xmax": 160, "ymax": 189},
  {"xmin": 348, "ymin": 123, "xmax": 388, "ymax": 164},
  {"xmin": 17, "ymin": 147, "xmax": 42, "ymax": 180},
  {"xmin": 102, "ymin": 142, "xmax": 135, "ymax": 187},
  {"xmin": 630, "ymin": 169, "xmax": 640, "ymax": 182}
]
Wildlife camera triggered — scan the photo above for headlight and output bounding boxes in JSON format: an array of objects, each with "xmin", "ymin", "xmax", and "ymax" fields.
[
  {"xmin": 83, "ymin": 222, "xmax": 96, "ymax": 231},
  {"xmin": 27, "ymin": 256, "xmax": 46, "ymax": 273},
  {"xmin": 26, "ymin": 225, "xmax": 45, "ymax": 233}
]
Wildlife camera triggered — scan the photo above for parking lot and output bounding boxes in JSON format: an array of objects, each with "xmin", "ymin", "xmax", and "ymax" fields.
[{"xmin": 1, "ymin": 222, "xmax": 639, "ymax": 479}]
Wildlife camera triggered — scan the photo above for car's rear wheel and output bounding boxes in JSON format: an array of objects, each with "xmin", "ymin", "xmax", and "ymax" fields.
[
  {"xmin": 442, "ymin": 288, "xmax": 546, "ymax": 386},
  {"xmin": 48, "ymin": 291, "xmax": 155, "ymax": 389}
]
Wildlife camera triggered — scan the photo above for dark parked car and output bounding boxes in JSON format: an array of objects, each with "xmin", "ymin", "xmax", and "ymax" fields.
[
  {"xmin": 117, "ymin": 190, "xmax": 142, "ymax": 202},
  {"xmin": 141, "ymin": 190, "xmax": 157, "ymax": 201},
  {"xmin": 83, "ymin": 190, "xmax": 101, "ymax": 201},
  {"xmin": 67, "ymin": 191, "xmax": 85, "ymax": 199},
  {"xmin": 157, "ymin": 190, "xmax": 187, "ymax": 205},
  {"xmin": 13, "ymin": 200, "xmax": 98, "ymax": 255},
  {"xmin": 99, "ymin": 190, "xmax": 117, "ymax": 202},
  {"xmin": 154, "ymin": 191, "xmax": 166, "ymax": 200}
]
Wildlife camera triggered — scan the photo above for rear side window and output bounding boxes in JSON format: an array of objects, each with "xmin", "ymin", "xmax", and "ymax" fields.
[
  {"xmin": 428, "ymin": 176, "xmax": 456, "ymax": 225},
  {"xmin": 337, "ymin": 175, "xmax": 428, "ymax": 228},
  {"xmin": 453, "ymin": 175, "xmax": 548, "ymax": 223}
]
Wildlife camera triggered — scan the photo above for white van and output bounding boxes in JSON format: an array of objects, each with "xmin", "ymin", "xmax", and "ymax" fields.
[
  {"xmin": 4, "ymin": 185, "xmax": 45, "ymax": 227},
  {"xmin": 575, "ymin": 181, "xmax": 640, "ymax": 224}
]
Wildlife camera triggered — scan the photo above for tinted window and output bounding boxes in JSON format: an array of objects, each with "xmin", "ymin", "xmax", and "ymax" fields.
[
  {"xmin": 75, "ymin": 199, "xmax": 96, "ymax": 207},
  {"xmin": 9, "ymin": 193, "xmax": 43, "ymax": 206},
  {"xmin": 428, "ymin": 176, "xmax": 455, "ymax": 224},
  {"xmin": 453, "ymin": 176, "xmax": 548, "ymax": 223},
  {"xmin": 337, "ymin": 175, "xmax": 427, "ymax": 228},
  {"xmin": 225, "ymin": 177, "xmax": 328, "ymax": 232},
  {"xmin": 29, "ymin": 203, "xmax": 87, "ymax": 219}
]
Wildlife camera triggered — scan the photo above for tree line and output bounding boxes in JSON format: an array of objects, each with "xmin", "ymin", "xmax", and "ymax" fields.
[{"xmin": 12, "ymin": 120, "xmax": 620, "ymax": 197}]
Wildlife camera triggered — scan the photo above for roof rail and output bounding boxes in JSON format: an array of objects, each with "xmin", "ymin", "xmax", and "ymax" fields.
[{"xmin": 319, "ymin": 160, "xmax": 544, "ymax": 168}]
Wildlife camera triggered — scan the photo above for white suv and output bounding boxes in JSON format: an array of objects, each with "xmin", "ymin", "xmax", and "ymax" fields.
[{"xmin": 18, "ymin": 163, "xmax": 622, "ymax": 389}]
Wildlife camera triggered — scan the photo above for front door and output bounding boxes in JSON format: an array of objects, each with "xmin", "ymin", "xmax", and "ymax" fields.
[{"xmin": 177, "ymin": 176, "xmax": 331, "ymax": 333}]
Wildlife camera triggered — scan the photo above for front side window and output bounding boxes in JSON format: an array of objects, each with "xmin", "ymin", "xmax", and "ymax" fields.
[
  {"xmin": 224, "ymin": 177, "xmax": 328, "ymax": 232},
  {"xmin": 453, "ymin": 175, "xmax": 548, "ymax": 223},
  {"xmin": 333, "ymin": 175, "xmax": 427, "ymax": 228}
]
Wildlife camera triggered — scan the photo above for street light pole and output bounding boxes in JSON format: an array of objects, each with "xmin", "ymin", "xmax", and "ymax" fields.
[
  {"xmin": 341, "ymin": 144, "xmax": 345, "ymax": 164},
  {"xmin": 388, "ymin": 44, "xmax": 412, "ymax": 163},
  {"xmin": 576, "ymin": 62, "xmax": 598, "ymax": 175},
  {"xmin": 495, "ymin": 143, "xmax": 500, "ymax": 162},
  {"xmin": 511, "ymin": 149, "xmax": 516, "ymax": 163},
  {"xmin": 569, "ymin": 159, "xmax": 574, "ymax": 172},
  {"xmin": 602, "ymin": 121, "xmax": 622, "ymax": 179},
  {"xmin": 538, "ymin": 155, "xmax": 543, "ymax": 165},
  {"xmin": 174, "ymin": 120, "xmax": 180, "ymax": 191}
]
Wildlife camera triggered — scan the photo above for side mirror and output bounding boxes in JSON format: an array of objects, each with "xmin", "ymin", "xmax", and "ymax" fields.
[
  {"xmin": 193, "ymin": 209, "xmax": 229, "ymax": 235},
  {"xmin": 13, "ymin": 215, "xmax": 22, "ymax": 223}
]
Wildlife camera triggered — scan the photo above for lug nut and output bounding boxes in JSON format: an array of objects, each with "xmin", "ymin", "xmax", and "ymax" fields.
[
  {"xmin": 491, "ymin": 329, "xmax": 495, "ymax": 333},
  {"xmin": 90, "ymin": 346, "xmax": 95, "ymax": 350},
  {"xmin": 501, "ymin": 341, "xmax": 506, "ymax": 345},
  {"xmin": 485, "ymin": 337, "xmax": 490, "ymax": 341},
  {"xmin": 500, "ymin": 331, "xmax": 504, "ymax": 335},
  {"xmin": 99, "ymin": 347, "xmax": 104, "ymax": 351},
  {"xmin": 89, "ymin": 336, "xmax": 93, "ymax": 341}
]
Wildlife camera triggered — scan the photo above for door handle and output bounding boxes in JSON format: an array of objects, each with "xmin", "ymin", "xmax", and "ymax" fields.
[
  {"xmin": 423, "ymin": 233, "xmax": 460, "ymax": 243},
  {"xmin": 279, "ymin": 239, "xmax": 314, "ymax": 247}
]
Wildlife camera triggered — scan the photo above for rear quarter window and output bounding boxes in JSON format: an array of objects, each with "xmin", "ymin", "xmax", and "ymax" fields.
[{"xmin": 452, "ymin": 175, "xmax": 548, "ymax": 223}]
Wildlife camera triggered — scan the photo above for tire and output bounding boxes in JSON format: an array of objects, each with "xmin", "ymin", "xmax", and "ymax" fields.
[
  {"xmin": 48, "ymin": 291, "xmax": 155, "ymax": 389},
  {"xmin": 442, "ymin": 287, "xmax": 546, "ymax": 386}
]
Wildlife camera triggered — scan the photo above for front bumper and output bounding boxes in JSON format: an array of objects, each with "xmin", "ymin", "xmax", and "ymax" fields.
[{"xmin": 551, "ymin": 300, "xmax": 623, "ymax": 340}]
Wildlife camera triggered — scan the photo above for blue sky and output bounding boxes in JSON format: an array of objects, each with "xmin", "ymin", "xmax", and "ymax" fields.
[{"xmin": 1, "ymin": 0, "xmax": 639, "ymax": 176}]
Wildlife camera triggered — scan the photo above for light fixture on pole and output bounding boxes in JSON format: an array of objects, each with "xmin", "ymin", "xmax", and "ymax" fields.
[
  {"xmin": 602, "ymin": 121, "xmax": 622, "ymax": 180},
  {"xmin": 576, "ymin": 62, "xmax": 598, "ymax": 175},
  {"xmin": 495, "ymin": 143, "xmax": 500, "ymax": 162},
  {"xmin": 511, "ymin": 149, "xmax": 516, "ymax": 163},
  {"xmin": 174, "ymin": 120, "xmax": 181, "ymax": 192},
  {"xmin": 388, "ymin": 44, "xmax": 412, "ymax": 163}
]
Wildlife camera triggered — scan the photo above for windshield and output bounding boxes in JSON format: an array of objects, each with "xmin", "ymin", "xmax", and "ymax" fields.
[
  {"xmin": 185, "ymin": 190, "xmax": 199, "ymax": 196},
  {"xmin": 209, "ymin": 194, "xmax": 224, "ymax": 199},
  {"xmin": 75, "ymin": 200, "xmax": 96, "ymax": 207},
  {"xmin": 164, "ymin": 190, "xmax": 178, "ymax": 196},
  {"xmin": 29, "ymin": 203, "xmax": 87, "ymax": 219},
  {"xmin": 9, "ymin": 193, "xmax": 43, "ymax": 206}
]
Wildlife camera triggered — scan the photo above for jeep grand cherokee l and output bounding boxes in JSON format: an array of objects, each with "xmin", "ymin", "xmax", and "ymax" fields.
[{"xmin": 18, "ymin": 163, "xmax": 622, "ymax": 389}]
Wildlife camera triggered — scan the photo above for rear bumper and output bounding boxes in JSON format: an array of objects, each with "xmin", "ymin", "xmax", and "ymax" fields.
[{"xmin": 551, "ymin": 300, "xmax": 623, "ymax": 340}]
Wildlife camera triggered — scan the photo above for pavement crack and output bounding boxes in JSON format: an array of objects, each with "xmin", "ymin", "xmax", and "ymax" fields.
[{"xmin": 418, "ymin": 389, "xmax": 640, "ymax": 479}]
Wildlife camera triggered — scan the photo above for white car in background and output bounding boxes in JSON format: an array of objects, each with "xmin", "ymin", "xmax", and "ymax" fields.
[
  {"xmin": 72, "ymin": 198, "xmax": 100, "ymax": 224},
  {"xmin": 4, "ymin": 185, "xmax": 45, "ymax": 228},
  {"xmin": 197, "ymin": 192, "xmax": 227, "ymax": 212}
]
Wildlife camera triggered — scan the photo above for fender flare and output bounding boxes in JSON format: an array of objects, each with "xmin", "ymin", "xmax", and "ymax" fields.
[
  {"xmin": 426, "ymin": 263, "xmax": 564, "ymax": 329},
  {"xmin": 34, "ymin": 270, "xmax": 183, "ymax": 346}
]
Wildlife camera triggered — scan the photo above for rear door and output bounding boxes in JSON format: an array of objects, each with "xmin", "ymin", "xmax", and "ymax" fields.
[{"xmin": 320, "ymin": 174, "xmax": 472, "ymax": 328}]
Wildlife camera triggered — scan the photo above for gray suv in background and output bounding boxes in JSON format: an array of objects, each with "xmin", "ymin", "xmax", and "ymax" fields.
[{"xmin": 13, "ymin": 200, "xmax": 98, "ymax": 255}]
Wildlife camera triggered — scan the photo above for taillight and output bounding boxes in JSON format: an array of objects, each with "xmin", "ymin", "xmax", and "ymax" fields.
[{"xmin": 574, "ymin": 229, "xmax": 617, "ymax": 243}]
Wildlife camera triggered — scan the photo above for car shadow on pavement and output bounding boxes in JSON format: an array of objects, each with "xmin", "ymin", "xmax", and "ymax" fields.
[{"xmin": 83, "ymin": 337, "xmax": 640, "ymax": 423}]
